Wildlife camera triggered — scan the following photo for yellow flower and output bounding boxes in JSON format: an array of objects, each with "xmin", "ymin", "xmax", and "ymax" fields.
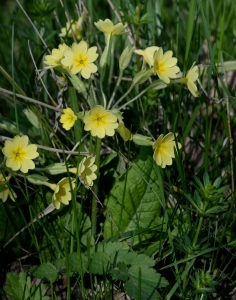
[
  {"xmin": 61, "ymin": 41, "xmax": 98, "ymax": 79},
  {"xmin": 153, "ymin": 48, "xmax": 180, "ymax": 84},
  {"xmin": 49, "ymin": 177, "xmax": 76, "ymax": 209},
  {"xmin": 83, "ymin": 105, "xmax": 118, "ymax": 139},
  {"xmin": 117, "ymin": 121, "xmax": 132, "ymax": 142},
  {"xmin": 59, "ymin": 107, "xmax": 77, "ymax": 130},
  {"xmin": 70, "ymin": 156, "xmax": 97, "ymax": 187},
  {"xmin": 59, "ymin": 18, "xmax": 83, "ymax": 40},
  {"xmin": 44, "ymin": 43, "xmax": 69, "ymax": 69},
  {"xmin": 94, "ymin": 19, "xmax": 127, "ymax": 42},
  {"xmin": 152, "ymin": 133, "xmax": 181, "ymax": 168},
  {"xmin": 2, "ymin": 136, "xmax": 39, "ymax": 173},
  {"xmin": 185, "ymin": 63, "xmax": 199, "ymax": 97},
  {"xmin": 134, "ymin": 46, "xmax": 160, "ymax": 67},
  {"xmin": 0, "ymin": 173, "xmax": 17, "ymax": 202}
]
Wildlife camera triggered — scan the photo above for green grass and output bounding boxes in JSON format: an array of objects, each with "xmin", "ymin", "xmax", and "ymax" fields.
[{"xmin": 0, "ymin": 0, "xmax": 236, "ymax": 299}]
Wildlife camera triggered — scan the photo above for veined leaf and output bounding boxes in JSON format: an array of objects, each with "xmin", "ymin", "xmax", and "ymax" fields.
[{"xmin": 104, "ymin": 147, "xmax": 161, "ymax": 243}]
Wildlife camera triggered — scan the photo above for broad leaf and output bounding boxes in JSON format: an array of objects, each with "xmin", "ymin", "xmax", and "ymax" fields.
[
  {"xmin": 124, "ymin": 278, "xmax": 160, "ymax": 300},
  {"xmin": 104, "ymin": 147, "xmax": 161, "ymax": 244},
  {"xmin": 90, "ymin": 252, "xmax": 110, "ymax": 275},
  {"xmin": 30, "ymin": 262, "xmax": 58, "ymax": 283}
]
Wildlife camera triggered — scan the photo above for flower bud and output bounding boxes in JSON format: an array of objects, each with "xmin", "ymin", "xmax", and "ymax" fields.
[
  {"xmin": 23, "ymin": 108, "xmax": 40, "ymax": 129},
  {"xmin": 100, "ymin": 44, "xmax": 109, "ymax": 68},
  {"xmin": 27, "ymin": 174, "xmax": 49, "ymax": 185},
  {"xmin": 68, "ymin": 74, "xmax": 87, "ymax": 95},
  {"xmin": 40, "ymin": 163, "xmax": 69, "ymax": 175},
  {"xmin": 132, "ymin": 134, "xmax": 154, "ymax": 146},
  {"xmin": 119, "ymin": 45, "xmax": 134, "ymax": 70},
  {"xmin": 133, "ymin": 68, "xmax": 153, "ymax": 85},
  {"xmin": 117, "ymin": 122, "xmax": 132, "ymax": 142}
]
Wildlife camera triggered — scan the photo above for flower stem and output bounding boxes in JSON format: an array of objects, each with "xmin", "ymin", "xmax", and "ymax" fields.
[
  {"xmin": 112, "ymin": 82, "xmax": 135, "ymax": 108},
  {"xmin": 118, "ymin": 87, "xmax": 149, "ymax": 110},
  {"xmin": 91, "ymin": 137, "xmax": 102, "ymax": 237},
  {"xmin": 107, "ymin": 70, "xmax": 123, "ymax": 109}
]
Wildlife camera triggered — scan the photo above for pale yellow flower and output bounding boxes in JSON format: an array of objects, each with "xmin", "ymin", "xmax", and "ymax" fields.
[
  {"xmin": 44, "ymin": 43, "xmax": 69, "ymax": 69},
  {"xmin": 117, "ymin": 121, "xmax": 132, "ymax": 142},
  {"xmin": 59, "ymin": 18, "xmax": 83, "ymax": 40},
  {"xmin": 153, "ymin": 48, "xmax": 180, "ymax": 84},
  {"xmin": 83, "ymin": 105, "xmax": 118, "ymax": 139},
  {"xmin": 0, "ymin": 173, "xmax": 17, "ymax": 202},
  {"xmin": 70, "ymin": 156, "xmax": 97, "ymax": 187},
  {"xmin": 185, "ymin": 63, "xmax": 199, "ymax": 97},
  {"xmin": 152, "ymin": 133, "xmax": 181, "ymax": 168},
  {"xmin": 134, "ymin": 46, "xmax": 160, "ymax": 67},
  {"xmin": 2, "ymin": 136, "xmax": 39, "ymax": 173},
  {"xmin": 49, "ymin": 177, "xmax": 76, "ymax": 209},
  {"xmin": 59, "ymin": 107, "xmax": 77, "ymax": 130},
  {"xmin": 94, "ymin": 19, "xmax": 127, "ymax": 42},
  {"xmin": 61, "ymin": 41, "xmax": 98, "ymax": 79}
]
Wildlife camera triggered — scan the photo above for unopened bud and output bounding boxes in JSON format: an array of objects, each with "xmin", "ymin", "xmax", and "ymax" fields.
[
  {"xmin": 133, "ymin": 69, "xmax": 153, "ymax": 85},
  {"xmin": 132, "ymin": 134, "xmax": 154, "ymax": 146},
  {"xmin": 119, "ymin": 45, "xmax": 134, "ymax": 70}
]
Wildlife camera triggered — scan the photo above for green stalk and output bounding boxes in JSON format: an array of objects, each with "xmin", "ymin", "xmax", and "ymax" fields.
[
  {"xmin": 183, "ymin": 200, "xmax": 207, "ymax": 290},
  {"xmin": 135, "ymin": 2, "xmax": 142, "ymax": 73},
  {"xmin": 112, "ymin": 83, "xmax": 135, "ymax": 109},
  {"xmin": 11, "ymin": 23, "xmax": 19, "ymax": 134},
  {"xmin": 68, "ymin": 86, "xmax": 84, "ymax": 150},
  {"xmin": 91, "ymin": 137, "xmax": 102, "ymax": 237},
  {"xmin": 107, "ymin": 70, "xmax": 123, "ymax": 109},
  {"xmin": 117, "ymin": 86, "xmax": 149, "ymax": 110}
]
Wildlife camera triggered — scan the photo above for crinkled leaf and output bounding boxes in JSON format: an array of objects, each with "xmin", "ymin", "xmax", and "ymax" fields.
[
  {"xmin": 90, "ymin": 252, "xmax": 110, "ymax": 275},
  {"xmin": 110, "ymin": 261, "xmax": 129, "ymax": 281},
  {"xmin": 124, "ymin": 278, "xmax": 160, "ymax": 300},
  {"xmin": 5, "ymin": 272, "xmax": 31, "ymax": 300},
  {"xmin": 68, "ymin": 252, "xmax": 88, "ymax": 273},
  {"xmin": 30, "ymin": 262, "xmax": 58, "ymax": 283},
  {"xmin": 128, "ymin": 265, "xmax": 169, "ymax": 288},
  {"xmin": 91, "ymin": 241, "xmax": 123, "ymax": 257},
  {"xmin": 110, "ymin": 249, "xmax": 155, "ymax": 268},
  {"xmin": 104, "ymin": 147, "xmax": 161, "ymax": 245}
]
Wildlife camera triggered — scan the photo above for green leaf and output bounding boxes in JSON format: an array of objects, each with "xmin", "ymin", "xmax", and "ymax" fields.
[
  {"xmin": 30, "ymin": 262, "xmax": 58, "ymax": 283},
  {"xmin": 124, "ymin": 277, "xmax": 160, "ymax": 300},
  {"xmin": 104, "ymin": 147, "xmax": 161, "ymax": 244},
  {"xmin": 53, "ymin": 253, "xmax": 88, "ymax": 275},
  {"xmin": 100, "ymin": 153, "xmax": 117, "ymax": 168},
  {"xmin": 40, "ymin": 202, "xmax": 93, "ymax": 261},
  {"xmin": 91, "ymin": 241, "xmax": 123, "ymax": 256},
  {"xmin": 128, "ymin": 265, "xmax": 169, "ymax": 288},
  {"xmin": 90, "ymin": 252, "xmax": 110, "ymax": 275},
  {"xmin": 68, "ymin": 252, "xmax": 88, "ymax": 273},
  {"xmin": 4, "ymin": 272, "xmax": 31, "ymax": 300},
  {"xmin": 110, "ymin": 261, "xmax": 129, "ymax": 281}
]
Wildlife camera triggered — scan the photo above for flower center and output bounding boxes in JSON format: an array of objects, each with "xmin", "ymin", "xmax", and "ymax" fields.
[
  {"xmin": 13, "ymin": 147, "xmax": 26, "ymax": 162},
  {"xmin": 74, "ymin": 54, "xmax": 88, "ymax": 68},
  {"xmin": 154, "ymin": 61, "xmax": 166, "ymax": 74},
  {"xmin": 97, "ymin": 117, "xmax": 102, "ymax": 122}
]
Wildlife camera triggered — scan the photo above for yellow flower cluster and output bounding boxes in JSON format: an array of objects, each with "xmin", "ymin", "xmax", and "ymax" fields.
[
  {"xmin": 135, "ymin": 46, "xmax": 199, "ymax": 96},
  {"xmin": 44, "ymin": 40, "xmax": 98, "ymax": 79}
]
